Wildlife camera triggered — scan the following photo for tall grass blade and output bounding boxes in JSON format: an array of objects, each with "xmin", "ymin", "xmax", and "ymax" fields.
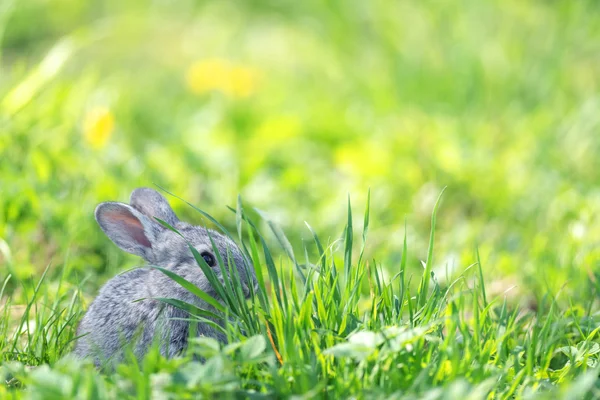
[{"xmin": 417, "ymin": 187, "xmax": 446, "ymax": 307}]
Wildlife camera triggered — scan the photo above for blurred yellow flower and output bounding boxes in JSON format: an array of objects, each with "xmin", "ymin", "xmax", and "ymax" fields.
[
  {"xmin": 186, "ymin": 59, "xmax": 258, "ymax": 98},
  {"xmin": 83, "ymin": 107, "xmax": 114, "ymax": 149}
]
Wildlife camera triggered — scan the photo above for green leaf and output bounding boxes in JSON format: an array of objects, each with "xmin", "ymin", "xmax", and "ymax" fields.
[{"xmin": 239, "ymin": 335, "xmax": 267, "ymax": 361}]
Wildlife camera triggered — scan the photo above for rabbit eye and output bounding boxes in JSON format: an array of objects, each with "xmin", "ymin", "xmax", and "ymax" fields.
[{"xmin": 200, "ymin": 251, "xmax": 216, "ymax": 267}]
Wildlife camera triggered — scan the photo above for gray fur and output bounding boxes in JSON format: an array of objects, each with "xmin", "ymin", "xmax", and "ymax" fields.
[{"xmin": 74, "ymin": 188, "xmax": 256, "ymax": 368}]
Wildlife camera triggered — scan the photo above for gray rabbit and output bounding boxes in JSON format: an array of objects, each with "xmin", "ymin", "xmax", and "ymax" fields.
[{"xmin": 74, "ymin": 188, "xmax": 256, "ymax": 367}]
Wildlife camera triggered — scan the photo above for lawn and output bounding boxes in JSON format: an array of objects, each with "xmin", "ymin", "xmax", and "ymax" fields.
[{"xmin": 1, "ymin": 0, "xmax": 600, "ymax": 398}]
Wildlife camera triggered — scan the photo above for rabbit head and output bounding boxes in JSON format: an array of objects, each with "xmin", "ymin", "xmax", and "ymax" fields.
[{"xmin": 94, "ymin": 188, "xmax": 257, "ymax": 300}]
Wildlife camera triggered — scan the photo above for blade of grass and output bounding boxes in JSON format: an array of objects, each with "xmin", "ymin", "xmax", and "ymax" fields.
[
  {"xmin": 148, "ymin": 265, "xmax": 225, "ymax": 313},
  {"xmin": 417, "ymin": 187, "xmax": 447, "ymax": 307}
]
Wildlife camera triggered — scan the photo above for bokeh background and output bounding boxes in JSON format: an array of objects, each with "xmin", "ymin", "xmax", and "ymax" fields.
[{"xmin": 1, "ymin": 0, "xmax": 600, "ymax": 304}]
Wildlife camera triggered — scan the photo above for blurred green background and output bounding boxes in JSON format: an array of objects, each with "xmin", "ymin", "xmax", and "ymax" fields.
[{"xmin": 1, "ymin": 0, "xmax": 600, "ymax": 304}]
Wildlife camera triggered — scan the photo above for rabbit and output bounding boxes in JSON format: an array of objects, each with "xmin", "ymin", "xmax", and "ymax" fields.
[{"xmin": 73, "ymin": 187, "xmax": 256, "ymax": 367}]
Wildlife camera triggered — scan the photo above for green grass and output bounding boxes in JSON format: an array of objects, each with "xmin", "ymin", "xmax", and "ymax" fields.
[
  {"xmin": 0, "ymin": 192, "xmax": 599, "ymax": 398},
  {"xmin": 2, "ymin": 0, "xmax": 600, "ymax": 398}
]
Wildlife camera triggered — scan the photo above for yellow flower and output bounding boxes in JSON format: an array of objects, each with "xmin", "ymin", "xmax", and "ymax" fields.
[
  {"xmin": 186, "ymin": 59, "xmax": 257, "ymax": 98},
  {"xmin": 83, "ymin": 107, "xmax": 114, "ymax": 149},
  {"xmin": 229, "ymin": 66, "xmax": 256, "ymax": 97}
]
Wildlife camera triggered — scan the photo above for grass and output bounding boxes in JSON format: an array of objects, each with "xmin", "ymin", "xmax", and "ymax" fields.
[
  {"xmin": 2, "ymin": 0, "xmax": 600, "ymax": 398},
  {"xmin": 0, "ymin": 190, "xmax": 599, "ymax": 398}
]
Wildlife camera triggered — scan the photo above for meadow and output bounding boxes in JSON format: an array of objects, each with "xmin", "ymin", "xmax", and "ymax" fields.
[{"xmin": 1, "ymin": 0, "xmax": 600, "ymax": 398}]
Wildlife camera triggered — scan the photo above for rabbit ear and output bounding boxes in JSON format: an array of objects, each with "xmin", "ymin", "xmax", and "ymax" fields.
[
  {"xmin": 129, "ymin": 188, "xmax": 179, "ymax": 227},
  {"xmin": 95, "ymin": 202, "xmax": 158, "ymax": 261}
]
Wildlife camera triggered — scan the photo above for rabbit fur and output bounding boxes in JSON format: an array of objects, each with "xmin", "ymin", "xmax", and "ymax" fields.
[{"xmin": 73, "ymin": 188, "xmax": 256, "ymax": 367}]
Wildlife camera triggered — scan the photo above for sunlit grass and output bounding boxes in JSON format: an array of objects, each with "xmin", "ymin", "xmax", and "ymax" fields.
[
  {"xmin": 1, "ymin": 192, "xmax": 599, "ymax": 398},
  {"xmin": 2, "ymin": 0, "xmax": 600, "ymax": 398}
]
